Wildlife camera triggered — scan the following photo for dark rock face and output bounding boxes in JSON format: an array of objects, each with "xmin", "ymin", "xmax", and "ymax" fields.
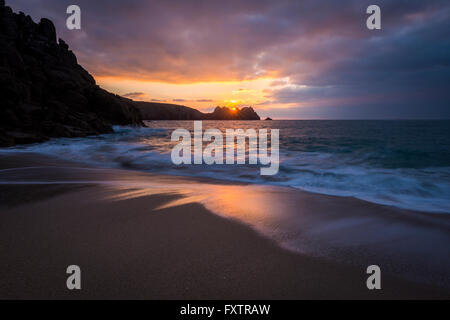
[
  {"xmin": 205, "ymin": 106, "xmax": 260, "ymax": 120},
  {"xmin": 135, "ymin": 102, "xmax": 205, "ymax": 120},
  {"xmin": 137, "ymin": 103, "xmax": 260, "ymax": 121},
  {"xmin": 0, "ymin": 2, "xmax": 143, "ymax": 147}
]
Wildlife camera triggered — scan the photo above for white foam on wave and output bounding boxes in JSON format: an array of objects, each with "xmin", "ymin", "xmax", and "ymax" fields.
[{"xmin": 2, "ymin": 125, "xmax": 450, "ymax": 213}]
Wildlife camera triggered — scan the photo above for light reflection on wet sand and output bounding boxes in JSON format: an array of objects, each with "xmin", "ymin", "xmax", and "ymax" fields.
[{"xmin": 1, "ymin": 165, "xmax": 450, "ymax": 288}]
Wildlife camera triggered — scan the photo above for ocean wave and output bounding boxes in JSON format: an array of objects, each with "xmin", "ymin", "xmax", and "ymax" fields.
[{"xmin": 2, "ymin": 122, "xmax": 450, "ymax": 213}]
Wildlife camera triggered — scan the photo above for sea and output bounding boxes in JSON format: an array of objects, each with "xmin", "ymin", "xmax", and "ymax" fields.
[{"xmin": 4, "ymin": 120, "xmax": 450, "ymax": 213}]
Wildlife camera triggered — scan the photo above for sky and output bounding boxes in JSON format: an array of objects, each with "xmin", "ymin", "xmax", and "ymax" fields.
[{"xmin": 7, "ymin": 0, "xmax": 450, "ymax": 119}]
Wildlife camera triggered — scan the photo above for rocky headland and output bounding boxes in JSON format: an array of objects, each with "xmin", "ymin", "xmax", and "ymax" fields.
[{"xmin": 0, "ymin": 1, "xmax": 261, "ymax": 147}]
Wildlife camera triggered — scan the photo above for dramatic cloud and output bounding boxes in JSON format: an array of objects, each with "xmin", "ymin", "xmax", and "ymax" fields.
[
  {"xmin": 122, "ymin": 92, "xmax": 148, "ymax": 100},
  {"xmin": 196, "ymin": 99, "xmax": 214, "ymax": 102},
  {"xmin": 7, "ymin": 0, "xmax": 450, "ymax": 118}
]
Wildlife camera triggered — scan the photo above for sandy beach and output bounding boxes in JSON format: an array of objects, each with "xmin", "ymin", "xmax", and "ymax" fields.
[
  {"xmin": 0, "ymin": 153, "xmax": 449, "ymax": 299},
  {"xmin": 1, "ymin": 0, "xmax": 450, "ymax": 304}
]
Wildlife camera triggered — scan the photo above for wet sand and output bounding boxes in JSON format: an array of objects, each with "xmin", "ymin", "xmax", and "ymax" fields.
[{"xmin": 0, "ymin": 153, "xmax": 449, "ymax": 299}]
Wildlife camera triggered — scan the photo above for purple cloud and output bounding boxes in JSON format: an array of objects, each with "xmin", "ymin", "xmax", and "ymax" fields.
[{"xmin": 6, "ymin": 0, "xmax": 450, "ymax": 118}]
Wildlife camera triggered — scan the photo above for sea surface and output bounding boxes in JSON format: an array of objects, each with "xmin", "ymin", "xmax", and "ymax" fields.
[{"xmin": 4, "ymin": 120, "xmax": 450, "ymax": 213}]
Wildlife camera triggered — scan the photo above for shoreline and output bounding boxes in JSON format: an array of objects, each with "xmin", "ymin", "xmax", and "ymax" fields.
[
  {"xmin": 0, "ymin": 152, "xmax": 449, "ymax": 299},
  {"xmin": 3, "ymin": 123, "xmax": 450, "ymax": 215}
]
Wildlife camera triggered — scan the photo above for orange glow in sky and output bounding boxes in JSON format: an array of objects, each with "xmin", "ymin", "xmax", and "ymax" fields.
[{"xmin": 95, "ymin": 75, "xmax": 285, "ymax": 113}]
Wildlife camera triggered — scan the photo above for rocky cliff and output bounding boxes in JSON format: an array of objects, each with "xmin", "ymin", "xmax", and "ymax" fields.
[
  {"xmin": 0, "ymin": 1, "xmax": 143, "ymax": 146},
  {"xmin": 137, "ymin": 103, "xmax": 260, "ymax": 121},
  {"xmin": 134, "ymin": 102, "xmax": 205, "ymax": 120},
  {"xmin": 0, "ymin": 1, "xmax": 262, "ymax": 147}
]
